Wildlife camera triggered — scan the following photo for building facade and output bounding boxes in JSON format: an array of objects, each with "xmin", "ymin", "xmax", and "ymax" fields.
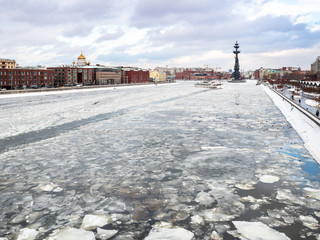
[
  {"xmin": 149, "ymin": 70, "xmax": 166, "ymax": 82},
  {"xmin": 47, "ymin": 67, "xmax": 94, "ymax": 86},
  {"xmin": 311, "ymin": 56, "xmax": 320, "ymax": 79},
  {"xmin": 1, "ymin": 59, "xmax": 16, "ymax": 69},
  {"xmin": 175, "ymin": 69, "xmax": 218, "ymax": 80},
  {"xmin": 95, "ymin": 68, "xmax": 122, "ymax": 84},
  {"xmin": 0, "ymin": 68, "xmax": 54, "ymax": 89},
  {"xmin": 124, "ymin": 70, "xmax": 149, "ymax": 84}
]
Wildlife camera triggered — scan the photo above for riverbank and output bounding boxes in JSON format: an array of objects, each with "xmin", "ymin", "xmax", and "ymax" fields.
[
  {"xmin": 0, "ymin": 82, "xmax": 170, "ymax": 95},
  {"xmin": 263, "ymin": 85, "xmax": 320, "ymax": 164}
]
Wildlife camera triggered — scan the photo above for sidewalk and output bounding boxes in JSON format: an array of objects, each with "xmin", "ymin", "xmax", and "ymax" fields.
[{"xmin": 263, "ymin": 85, "xmax": 320, "ymax": 164}]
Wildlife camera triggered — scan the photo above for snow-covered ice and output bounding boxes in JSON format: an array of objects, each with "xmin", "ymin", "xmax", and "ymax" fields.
[
  {"xmin": 144, "ymin": 222, "xmax": 194, "ymax": 240},
  {"xmin": 232, "ymin": 221, "xmax": 290, "ymax": 240},
  {"xmin": 16, "ymin": 228, "xmax": 38, "ymax": 240},
  {"xmin": 259, "ymin": 175, "xmax": 280, "ymax": 183},
  {"xmin": 47, "ymin": 227, "xmax": 95, "ymax": 240},
  {"xmin": 0, "ymin": 81, "xmax": 319, "ymax": 239},
  {"xmin": 81, "ymin": 214, "xmax": 112, "ymax": 230}
]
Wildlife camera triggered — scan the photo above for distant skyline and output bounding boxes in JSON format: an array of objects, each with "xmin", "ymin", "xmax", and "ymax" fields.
[{"xmin": 0, "ymin": 0, "xmax": 319, "ymax": 71}]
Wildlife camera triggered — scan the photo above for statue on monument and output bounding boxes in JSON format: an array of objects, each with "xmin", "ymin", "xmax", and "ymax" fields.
[{"xmin": 230, "ymin": 41, "xmax": 246, "ymax": 82}]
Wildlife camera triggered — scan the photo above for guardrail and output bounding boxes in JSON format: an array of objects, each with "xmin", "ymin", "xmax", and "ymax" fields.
[{"xmin": 266, "ymin": 84, "xmax": 320, "ymax": 127}]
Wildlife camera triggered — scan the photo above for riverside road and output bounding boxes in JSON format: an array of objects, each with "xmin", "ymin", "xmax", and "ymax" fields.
[{"xmin": 0, "ymin": 81, "xmax": 319, "ymax": 240}]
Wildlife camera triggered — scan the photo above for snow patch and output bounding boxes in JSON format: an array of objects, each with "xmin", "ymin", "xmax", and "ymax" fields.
[
  {"xmin": 305, "ymin": 99, "xmax": 320, "ymax": 107},
  {"xmin": 233, "ymin": 221, "xmax": 290, "ymax": 240}
]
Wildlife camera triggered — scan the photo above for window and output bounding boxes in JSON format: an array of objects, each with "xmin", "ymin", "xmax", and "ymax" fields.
[
  {"xmin": 8, "ymin": 71, "xmax": 12, "ymax": 75},
  {"xmin": 21, "ymin": 81, "xmax": 25, "ymax": 84},
  {"xmin": 21, "ymin": 71, "xmax": 25, "ymax": 75},
  {"xmin": 44, "ymin": 72, "xmax": 47, "ymax": 75},
  {"xmin": 33, "ymin": 81, "xmax": 36, "ymax": 84},
  {"xmin": 33, "ymin": 76, "xmax": 36, "ymax": 80},
  {"xmin": 33, "ymin": 72, "xmax": 37, "ymax": 75}
]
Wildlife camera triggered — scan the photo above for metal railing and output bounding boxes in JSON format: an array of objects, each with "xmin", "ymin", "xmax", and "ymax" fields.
[{"xmin": 266, "ymin": 84, "xmax": 320, "ymax": 127}]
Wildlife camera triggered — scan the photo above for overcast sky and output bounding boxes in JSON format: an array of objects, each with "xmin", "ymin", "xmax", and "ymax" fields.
[{"xmin": 0, "ymin": 0, "xmax": 319, "ymax": 71}]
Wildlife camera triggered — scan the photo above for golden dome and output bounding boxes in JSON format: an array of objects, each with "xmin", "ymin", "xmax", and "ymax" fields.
[{"xmin": 78, "ymin": 53, "xmax": 86, "ymax": 59}]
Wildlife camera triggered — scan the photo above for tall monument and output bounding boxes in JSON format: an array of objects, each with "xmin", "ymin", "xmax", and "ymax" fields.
[{"xmin": 230, "ymin": 41, "xmax": 245, "ymax": 82}]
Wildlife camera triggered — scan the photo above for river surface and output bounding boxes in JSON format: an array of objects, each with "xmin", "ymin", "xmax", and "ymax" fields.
[{"xmin": 0, "ymin": 81, "xmax": 319, "ymax": 240}]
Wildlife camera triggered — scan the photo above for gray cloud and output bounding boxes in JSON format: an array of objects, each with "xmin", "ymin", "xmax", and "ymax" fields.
[
  {"xmin": 0, "ymin": 0, "xmax": 319, "ymax": 70},
  {"xmin": 96, "ymin": 29, "xmax": 125, "ymax": 42}
]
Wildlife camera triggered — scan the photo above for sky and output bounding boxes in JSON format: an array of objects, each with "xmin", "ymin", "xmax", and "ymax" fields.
[{"xmin": 0, "ymin": 0, "xmax": 319, "ymax": 71}]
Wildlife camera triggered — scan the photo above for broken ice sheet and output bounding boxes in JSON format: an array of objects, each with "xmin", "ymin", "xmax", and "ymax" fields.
[
  {"xmin": 17, "ymin": 228, "xmax": 38, "ymax": 240},
  {"xmin": 144, "ymin": 222, "xmax": 194, "ymax": 240},
  {"xmin": 81, "ymin": 213, "xmax": 112, "ymax": 230},
  {"xmin": 1, "ymin": 81, "xmax": 320, "ymax": 239},
  {"xmin": 259, "ymin": 175, "xmax": 280, "ymax": 184},
  {"xmin": 232, "ymin": 221, "xmax": 290, "ymax": 240}
]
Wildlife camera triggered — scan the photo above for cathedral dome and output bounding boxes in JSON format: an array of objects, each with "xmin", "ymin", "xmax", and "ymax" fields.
[{"xmin": 78, "ymin": 53, "xmax": 86, "ymax": 59}]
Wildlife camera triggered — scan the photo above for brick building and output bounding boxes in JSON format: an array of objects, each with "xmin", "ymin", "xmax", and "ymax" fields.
[
  {"xmin": 0, "ymin": 68, "xmax": 54, "ymax": 89},
  {"xmin": 175, "ymin": 69, "xmax": 218, "ymax": 80},
  {"xmin": 47, "ymin": 66, "xmax": 94, "ymax": 86},
  {"xmin": 124, "ymin": 69, "xmax": 149, "ymax": 84}
]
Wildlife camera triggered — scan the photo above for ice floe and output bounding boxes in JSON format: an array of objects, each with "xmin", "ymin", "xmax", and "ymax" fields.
[
  {"xmin": 190, "ymin": 215, "xmax": 204, "ymax": 225},
  {"xmin": 235, "ymin": 183, "xmax": 255, "ymax": 190},
  {"xmin": 259, "ymin": 175, "xmax": 280, "ymax": 183},
  {"xmin": 276, "ymin": 189, "xmax": 304, "ymax": 205},
  {"xmin": 232, "ymin": 221, "xmax": 290, "ymax": 240},
  {"xmin": 81, "ymin": 213, "xmax": 112, "ymax": 230},
  {"xmin": 299, "ymin": 215, "xmax": 319, "ymax": 230},
  {"xmin": 37, "ymin": 183, "xmax": 63, "ymax": 192},
  {"xmin": 201, "ymin": 208, "xmax": 236, "ymax": 222},
  {"xmin": 144, "ymin": 222, "xmax": 194, "ymax": 240},
  {"xmin": 47, "ymin": 227, "xmax": 95, "ymax": 240},
  {"xmin": 17, "ymin": 228, "xmax": 38, "ymax": 240},
  {"xmin": 96, "ymin": 228, "xmax": 118, "ymax": 240},
  {"xmin": 195, "ymin": 191, "xmax": 216, "ymax": 206},
  {"xmin": 303, "ymin": 187, "xmax": 320, "ymax": 200}
]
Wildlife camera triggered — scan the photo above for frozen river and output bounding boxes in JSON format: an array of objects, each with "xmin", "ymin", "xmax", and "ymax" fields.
[{"xmin": 0, "ymin": 81, "xmax": 319, "ymax": 240}]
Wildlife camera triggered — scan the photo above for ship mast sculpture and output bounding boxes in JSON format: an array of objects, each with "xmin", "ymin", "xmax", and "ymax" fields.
[{"xmin": 230, "ymin": 41, "xmax": 245, "ymax": 82}]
